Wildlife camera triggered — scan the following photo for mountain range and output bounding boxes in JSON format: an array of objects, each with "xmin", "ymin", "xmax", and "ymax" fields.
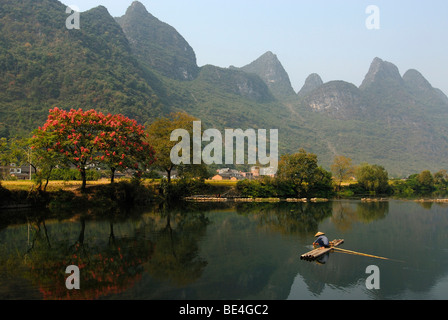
[{"xmin": 1, "ymin": 0, "xmax": 448, "ymax": 177}]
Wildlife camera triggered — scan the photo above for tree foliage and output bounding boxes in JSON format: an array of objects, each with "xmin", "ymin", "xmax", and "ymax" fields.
[
  {"xmin": 392, "ymin": 169, "xmax": 448, "ymax": 196},
  {"xmin": 235, "ymin": 148, "xmax": 334, "ymax": 198},
  {"xmin": 146, "ymin": 111, "xmax": 198, "ymax": 183},
  {"xmin": 276, "ymin": 148, "xmax": 333, "ymax": 197},
  {"xmin": 417, "ymin": 170, "xmax": 434, "ymax": 190},
  {"xmin": 331, "ymin": 155, "xmax": 354, "ymax": 190},
  {"xmin": 355, "ymin": 163, "xmax": 390, "ymax": 194},
  {"xmin": 30, "ymin": 108, "xmax": 155, "ymax": 191}
]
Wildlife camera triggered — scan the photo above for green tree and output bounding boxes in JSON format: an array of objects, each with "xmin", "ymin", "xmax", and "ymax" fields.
[
  {"xmin": 0, "ymin": 137, "xmax": 28, "ymax": 166},
  {"xmin": 417, "ymin": 170, "xmax": 435, "ymax": 191},
  {"xmin": 146, "ymin": 112, "xmax": 198, "ymax": 183},
  {"xmin": 0, "ymin": 138, "xmax": 14, "ymax": 179},
  {"xmin": 30, "ymin": 130, "xmax": 66, "ymax": 191},
  {"xmin": 434, "ymin": 169, "xmax": 448, "ymax": 190},
  {"xmin": 355, "ymin": 163, "xmax": 390, "ymax": 194},
  {"xmin": 0, "ymin": 137, "xmax": 34, "ymax": 180},
  {"xmin": 277, "ymin": 148, "xmax": 333, "ymax": 197},
  {"xmin": 309, "ymin": 166, "xmax": 334, "ymax": 197},
  {"xmin": 177, "ymin": 163, "xmax": 210, "ymax": 181},
  {"xmin": 331, "ymin": 155, "xmax": 354, "ymax": 191}
]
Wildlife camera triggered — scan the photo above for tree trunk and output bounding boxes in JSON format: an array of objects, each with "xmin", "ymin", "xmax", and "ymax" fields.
[
  {"xmin": 166, "ymin": 168, "xmax": 171, "ymax": 184},
  {"xmin": 30, "ymin": 164, "xmax": 38, "ymax": 179},
  {"xmin": 109, "ymin": 222, "xmax": 115, "ymax": 244},
  {"xmin": 78, "ymin": 218, "xmax": 86, "ymax": 244},
  {"xmin": 110, "ymin": 167, "xmax": 116, "ymax": 184},
  {"xmin": 44, "ymin": 177, "xmax": 50, "ymax": 192},
  {"xmin": 80, "ymin": 168, "xmax": 87, "ymax": 192},
  {"xmin": 43, "ymin": 167, "xmax": 53, "ymax": 192}
]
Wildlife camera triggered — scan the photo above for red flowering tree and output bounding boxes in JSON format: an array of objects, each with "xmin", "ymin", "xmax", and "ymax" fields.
[
  {"xmin": 97, "ymin": 113, "xmax": 155, "ymax": 183},
  {"xmin": 31, "ymin": 108, "xmax": 155, "ymax": 191}
]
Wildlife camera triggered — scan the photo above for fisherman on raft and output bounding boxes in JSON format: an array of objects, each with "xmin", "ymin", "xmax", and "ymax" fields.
[{"xmin": 313, "ymin": 232, "xmax": 330, "ymax": 249}]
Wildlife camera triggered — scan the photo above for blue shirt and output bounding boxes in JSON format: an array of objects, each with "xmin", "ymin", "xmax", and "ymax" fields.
[{"xmin": 314, "ymin": 235, "xmax": 329, "ymax": 248}]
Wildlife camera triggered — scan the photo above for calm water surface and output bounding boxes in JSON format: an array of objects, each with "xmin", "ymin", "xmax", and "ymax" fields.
[{"xmin": 1, "ymin": 199, "xmax": 447, "ymax": 300}]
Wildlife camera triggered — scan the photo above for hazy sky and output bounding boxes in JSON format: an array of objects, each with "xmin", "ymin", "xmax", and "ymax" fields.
[{"xmin": 61, "ymin": 0, "xmax": 448, "ymax": 94}]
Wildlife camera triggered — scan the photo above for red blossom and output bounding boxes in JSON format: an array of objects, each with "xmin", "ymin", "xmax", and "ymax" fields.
[{"xmin": 31, "ymin": 108, "xmax": 156, "ymax": 183}]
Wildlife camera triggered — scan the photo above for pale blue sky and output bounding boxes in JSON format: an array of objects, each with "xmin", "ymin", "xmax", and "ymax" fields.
[{"xmin": 61, "ymin": 0, "xmax": 448, "ymax": 94}]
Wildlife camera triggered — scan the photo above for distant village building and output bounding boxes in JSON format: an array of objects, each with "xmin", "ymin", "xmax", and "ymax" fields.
[
  {"xmin": 251, "ymin": 166, "xmax": 260, "ymax": 177},
  {"xmin": 211, "ymin": 168, "xmax": 244, "ymax": 181},
  {"xmin": 212, "ymin": 174, "xmax": 238, "ymax": 181},
  {"xmin": 250, "ymin": 166, "xmax": 276, "ymax": 178},
  {"xmin": 211, "ymin": 166, "xmax": 276, "ymax": 181},
  {"xmin": 240, "ymin": 172, "xmax": 254, "ymax": 180},
  {"xmin": 0, "ymin": 163, "xmax": 35, "ymax": 180}
]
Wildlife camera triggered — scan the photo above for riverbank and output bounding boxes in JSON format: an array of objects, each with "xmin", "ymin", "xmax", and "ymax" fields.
[
  {"xmin": 0, "ymin": 178, "xmax": 235, "ymax": 192},
  {"xmin": 0, "ymin": 178, "xmax": 236, "ymax": 212},
  {"xmin": 0, "ymin": 179, "xmax": 157, "ymax": 212},
  {"xmin": 2, "ymin": 179, "xmax": 448, "ymax": 212}
]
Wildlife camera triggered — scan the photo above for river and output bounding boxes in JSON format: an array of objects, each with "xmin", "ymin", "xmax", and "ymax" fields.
[{"xmin": 1, "ymin": 199, "xmax": 447, "ymax": 300}]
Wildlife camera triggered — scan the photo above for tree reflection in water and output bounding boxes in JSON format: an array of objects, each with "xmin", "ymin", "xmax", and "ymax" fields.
[
  {"xmin": 1, "ymin": 199, "xmax": 409, "ymax": 300},
  {"xmin": 23, "ymin": 210, "xmax": 154, "ymax": 300},
  {"xmin": 331, "ymin": 201, "xmax": 389, "ymax": 231},
  {"xmin": 143, "ymin": 201, "xmax": 210, "ymax": 287},
  {"xmin": 235, "ymin": 202, "xmax": 333, "ymax": 239},
  {"xmin": 0, "ymin": 201, "xmax": 213, "ymax": 300}
]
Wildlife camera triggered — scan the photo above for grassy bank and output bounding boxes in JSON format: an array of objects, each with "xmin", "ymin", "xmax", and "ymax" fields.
[
  {"xmin": 1, "ymin": 179, "xmax": 110, "ymax": 192},
  {"xmin": 0, "ymin": 178, "xmax": 236, "ymax": 213},
  {"xmin": 1, "ymin": 179, "xmax": 235, "ymax": 193},
  {"xmin": 0, "ymin": 179, "xmax": 157, "ymax": 212}
]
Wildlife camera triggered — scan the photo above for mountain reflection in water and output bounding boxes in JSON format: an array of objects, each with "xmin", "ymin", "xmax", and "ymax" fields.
[{"xmin": 0, "ymin": 200, "xmax": 447, "ymax": 300}]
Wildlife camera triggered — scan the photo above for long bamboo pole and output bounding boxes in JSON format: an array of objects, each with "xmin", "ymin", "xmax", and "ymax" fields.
[{"xmin": 332, "ymin": 247, "xmax": 404, "ymax": 262}]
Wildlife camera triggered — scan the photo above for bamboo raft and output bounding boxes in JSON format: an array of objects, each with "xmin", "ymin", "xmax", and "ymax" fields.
[{"xmin": 300, "ymin": 239, "xmax": 344, "ymax": 261}]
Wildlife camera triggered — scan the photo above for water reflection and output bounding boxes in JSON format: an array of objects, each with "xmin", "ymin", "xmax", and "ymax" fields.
[
  {"xmin": 234, "ymin": 200, "xmax": 389, "ymax": 238},
  {"xmin": 1, "ymin": 200, "xmax": 448, "ymax": 299},
  {"xmin": 315, "ymin": 252, "xmax": 330, "ymax": 265},
  {"xmin": 235, "ymin": 202, "xmax": 333, "ymax": 238},
  {"xmin": 144, "ymin": 201, "xmax": 209, "ymax": 287},
  {"xmin": 22, "ymin": 214, "xmax": 154, "ymax": 299},
  {"xmin": 0, "ymin": 201, "xmax": 212, "ymax": 300},
  {"xmin": 331, "ymin": 201, "xmax": 389, "ymax": 231}
]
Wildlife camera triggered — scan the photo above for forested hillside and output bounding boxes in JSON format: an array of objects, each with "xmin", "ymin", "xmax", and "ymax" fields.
[
  {"xmin": 1, "ymin": 0, "xmax": 448, "ymax": 177},
  {"xmin": 0, "ymin": 0, "xmax": 167, "ymax": 138}
]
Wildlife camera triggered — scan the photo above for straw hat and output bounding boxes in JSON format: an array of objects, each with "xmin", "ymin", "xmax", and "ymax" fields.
[{"xmin": 314, "ymin": 232, "xmax": 325, "ymax": 237}]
